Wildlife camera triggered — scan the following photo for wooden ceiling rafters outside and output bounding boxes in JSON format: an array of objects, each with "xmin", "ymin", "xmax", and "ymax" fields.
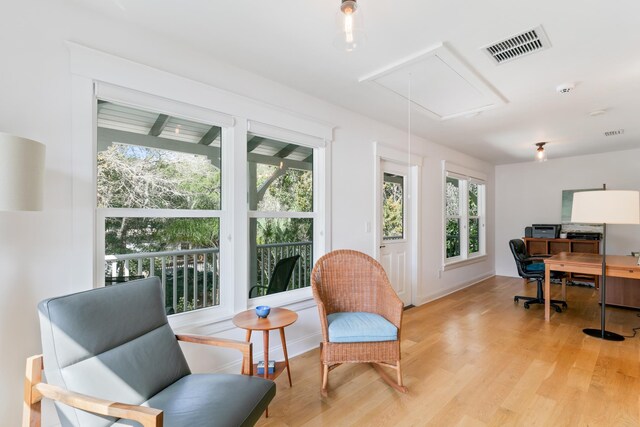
[{"xmin": 97, "ymin": 100, "xmax": 313, "ymax": 166}]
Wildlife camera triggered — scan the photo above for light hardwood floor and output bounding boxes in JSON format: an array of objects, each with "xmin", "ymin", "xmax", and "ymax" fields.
[{"xmin": 257, "ymin": 276, "xmax": 640, "ymax": 427}]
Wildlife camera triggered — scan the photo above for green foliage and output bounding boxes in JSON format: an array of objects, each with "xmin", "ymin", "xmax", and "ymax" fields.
[
  {"xmin": 256, "ymin": 164, "xmax": 312, "ymax": 212},
  {"xmin": 446, "ymin": 219, "xmax": 461, "ymax": 258},
  {"xmin": 98, "ymin": 145, "xmax": 221, "ymax": 255},
  {"xmin": 468, "ymin": 183, "xmax": 480, "ymax": 254},
  {"xmin": 176, "ymin": 296, "xmax": 195, "ymax": 313},
  {"xmin": 383, "ymin": 180, "xmax": 403, "ymax": 239},
  {"xmin": 254, "ymin": 163, "xmax": 313, "ymax": 245},
  {"xmin": 251, "ymin": 160, "xmax": 314, "ymax": 292},
  {"xmin": 445, "ymin": 179, "xmax": 481, "ymax": 257}
]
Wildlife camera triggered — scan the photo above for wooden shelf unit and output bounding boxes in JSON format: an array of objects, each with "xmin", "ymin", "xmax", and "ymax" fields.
[{"xmin": 524, "ymin": 237, "xmax": 600, "ymax": 286}]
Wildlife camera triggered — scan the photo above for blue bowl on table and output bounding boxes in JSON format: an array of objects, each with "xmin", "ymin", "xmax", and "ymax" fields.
[{"xmin": 255, "ymin": 305, "xmax": 271, "ymax": 318}]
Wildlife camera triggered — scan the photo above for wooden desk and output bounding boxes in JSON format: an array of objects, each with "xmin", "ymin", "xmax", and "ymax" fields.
[
  {"xmin": 544, "ymin": 252, "xmax": 640, "ymax": 321},
  {"xmin": 524, "ymin": 238, "xmax": 600, "ymax": 286}
]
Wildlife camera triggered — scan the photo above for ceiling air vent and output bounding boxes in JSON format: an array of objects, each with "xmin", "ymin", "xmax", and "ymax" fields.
[
  {"xmin": 483, "ymin": 26, "xmax": 551, "ymax": 65},
  {"xmin": 604, "ymin": 129, "xmax": 624, "ymax": 137}
]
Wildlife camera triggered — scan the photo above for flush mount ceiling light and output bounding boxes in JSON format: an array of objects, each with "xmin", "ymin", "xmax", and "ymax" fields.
[
  {"xmin": 535, "ymin": 142, "xmax": 547, "ymax": 162},
  {"xmin": 335, "ymin": 0, "xmax": 365, "ymax": 52},
  {"xmin": 556, "ymin": 83, "xmax": 575, "ymax": 94}
]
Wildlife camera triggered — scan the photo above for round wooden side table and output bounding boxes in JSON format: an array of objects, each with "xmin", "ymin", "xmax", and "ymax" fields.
[{"xmin": 232, "ymin": 307, "xmax": 298, "ymax": 386}]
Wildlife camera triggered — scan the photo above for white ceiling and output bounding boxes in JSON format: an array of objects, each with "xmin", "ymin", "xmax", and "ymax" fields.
[{"xmin": 70, "ymin": 0, "xmax": 640, "ymax": 164}]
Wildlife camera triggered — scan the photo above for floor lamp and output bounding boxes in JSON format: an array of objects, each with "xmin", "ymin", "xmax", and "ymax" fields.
[
  {"xmin": 571, "ymin": 186, "xmax": 640, "ymax": 341},
  {"xmin": 0, "ymin": 132, "xmax": 46, "ymax": 211}
]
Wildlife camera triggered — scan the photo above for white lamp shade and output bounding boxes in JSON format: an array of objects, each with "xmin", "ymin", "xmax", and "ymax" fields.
[
  {"xmin": 571, "ymin": 190, "xmax": 640, "ymax": 224},
  {"xmin": 0, "ymin": 133, "xmax": 46, "ymax": 211}
]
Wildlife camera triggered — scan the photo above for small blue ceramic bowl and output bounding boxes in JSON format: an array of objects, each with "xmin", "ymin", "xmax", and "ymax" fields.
[{"xmin": 255, "ymin": 305, "xmax": 271, "ymax": 318}]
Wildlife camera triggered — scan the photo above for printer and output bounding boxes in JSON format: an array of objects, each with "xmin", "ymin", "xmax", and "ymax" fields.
[{"xmin": 531, "ymin": 224, "xmax": 561, "ymax": 239}]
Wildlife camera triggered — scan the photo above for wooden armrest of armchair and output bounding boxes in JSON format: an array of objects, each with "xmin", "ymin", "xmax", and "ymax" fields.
[
  {"xmin": 25, "ymin": 337, "xmax": 253, "ymax": 426},
  {"xmin": 24, "ymin": 355, "xmax": 163, "ymax": 427},
  {"xmin": 176, "ymin": 334, "xmax": 253, "ymax": 375}
]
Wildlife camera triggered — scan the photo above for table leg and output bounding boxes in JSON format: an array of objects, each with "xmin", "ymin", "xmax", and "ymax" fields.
[
  {"xmin": 545, "ymin": 264, "xmax": 551, "ymax": 321},
  {"xmin": 242, "ymin": 330, "xmax": 252, "ymax": 374},
  {"xmin": 561, "ymin": 276, "xmax": 567, "ymax": 302},
  {"xmin": 263, "ymin": 330, "xmax": 269, "ymax": 380},
  {"xmin": 279, "ymin": 327, "xmax": 292, "ymax": 387}
]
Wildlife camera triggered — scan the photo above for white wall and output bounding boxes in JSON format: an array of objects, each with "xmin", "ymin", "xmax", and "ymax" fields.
[
  {"xmin": 495, "ymin": 148, "xmax": 640, "ymax": 277},
  {"xmin": 1, "ymin": 1, "xmax": 494, "ymax": 424}
]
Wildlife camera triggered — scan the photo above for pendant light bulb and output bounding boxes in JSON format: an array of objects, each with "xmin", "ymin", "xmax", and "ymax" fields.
[
  {"xmin": 535, "ymin": 142, "xmax": 547, "ymax": 162},
  {"xmin": 335, "ymin": 0, "xmax": 365, "ymax": 52}
]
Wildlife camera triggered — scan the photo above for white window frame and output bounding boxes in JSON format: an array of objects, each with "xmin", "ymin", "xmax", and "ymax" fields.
[
  {"xmin": 94, "ymin": 84, "xmax": 234, "ymax": 326},
  {"xmin": 442, "ymin": 162, "xmax": 486, "ymax": 270},
  {"xmin": 246, "ymin": 121, "xmax": 327, "ymax": 308},
  {"xmin": 381, "ymin": 168, "xmax": 407, "ymax": 243},
  {"xmin": 467, "ymin": 179, "xmax": 485, "ymax": 257},
  {"xmin": 69, "ymin": 43, "xmax": 333, "ymax": 330}
]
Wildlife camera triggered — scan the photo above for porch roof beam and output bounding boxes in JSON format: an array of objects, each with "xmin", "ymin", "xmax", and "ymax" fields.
[
  {"xmin": 98, "ymin": 128, "xmax": 220, "ymax": 168},
  {"xmin": 149, "ymin": 114, "xmax": 170, "ymax": 137},
  {"xmin": 198, "ymin": 126, "xmax": 221, "ymax": 146},
  {"xmin": 247, "ymin": 136, "xmax": 265, "ymax": 152},
  {"xmin": 274, "ymin": 144, "xmax": 298, "ymax": 158}
]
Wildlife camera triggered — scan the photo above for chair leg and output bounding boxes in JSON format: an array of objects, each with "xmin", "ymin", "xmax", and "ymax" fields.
[
  {"xmin": 23, "ymin": 355, "xmax": 43, "ymax": 427},
  {"xmin": 396, "ymin": 360, "xmax": 404, "ymax": 388},
  {"xmin": 321, "ymin": 364, "xmax": 329, "ymax": 397}
]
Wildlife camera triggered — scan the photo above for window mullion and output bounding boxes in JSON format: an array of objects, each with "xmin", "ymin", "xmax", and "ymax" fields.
[{"xmin": 461, "ymin": 179, "xmax": 469, "ymax": 260}]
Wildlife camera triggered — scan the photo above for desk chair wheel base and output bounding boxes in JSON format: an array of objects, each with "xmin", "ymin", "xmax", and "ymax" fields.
[{"xmin": 516, "ymin": 295, "xmax": 566, "ymax": 312}]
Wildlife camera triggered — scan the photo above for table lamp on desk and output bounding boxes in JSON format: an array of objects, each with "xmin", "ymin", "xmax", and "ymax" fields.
[{"xmin": 571, "ymin": 185, "xmax": 640, "ymax": 341}]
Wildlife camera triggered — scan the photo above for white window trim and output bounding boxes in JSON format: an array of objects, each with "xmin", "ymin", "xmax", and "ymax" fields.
[
  {"xmin": 246, "ymin": 122, "xmax": 328, "ymax": 302},
  {"xmin": 70, "ymin": 43, "xmax": 333, "ymax": 329},
  {"xmin": 93, "ymin": 90, "xmax": 234, "ymax": 326},
  {"xmin": 442, "ymin": 162, "xmax": 487, "ymax": 270}
]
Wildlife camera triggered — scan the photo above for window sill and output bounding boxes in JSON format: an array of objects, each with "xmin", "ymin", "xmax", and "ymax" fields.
[
  {"xmin": 170, "ymin": 287, "xmax": 316, "ymax": 334},
  {"xmin": 443, "ymin": 254, "xmax": 488, "ymax": 271},
  {"xmin": 249, "ymin": 287, "xmax": 315, "ymax": 310}
]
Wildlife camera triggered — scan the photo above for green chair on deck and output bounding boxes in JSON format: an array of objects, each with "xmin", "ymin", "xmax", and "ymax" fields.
[{"xmin": 249, "ymin": 255, "xmax": 300, "ymax": 298}]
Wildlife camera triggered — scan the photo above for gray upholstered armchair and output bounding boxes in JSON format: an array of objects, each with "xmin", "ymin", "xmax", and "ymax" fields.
[{"xmin": 23, "ymin": 277, "xmax": 275, "ymax": 427}]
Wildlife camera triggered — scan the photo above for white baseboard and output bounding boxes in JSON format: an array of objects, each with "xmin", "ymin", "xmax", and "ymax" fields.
[
  {"xmin": 214, "ymin": 331, "xmax": 323, "ymax": 374},
  {"xmin": 415, "ymin": 271, "xmax": 495, "ymax": 306}
]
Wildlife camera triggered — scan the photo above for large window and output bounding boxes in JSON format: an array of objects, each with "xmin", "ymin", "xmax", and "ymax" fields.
[
  {"xmin": 247, "ymin": 135, "xmax": 314, "ymax": 298},
  {"xmin": 444, "ymin": 169, "xmax": 485, "ymax": 265},
  {"xmin": 96, "ymin": 100, "xmax": 223, "ymax": 314}
]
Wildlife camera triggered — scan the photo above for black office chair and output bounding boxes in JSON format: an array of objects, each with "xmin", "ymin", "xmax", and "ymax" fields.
[
  {"xmin": 249, "ymin": 254, "xmax": 300, "ymax": 298},
  {"xmin": 509, "ymin": 239, "xmax": 567, "ymax": 312}
]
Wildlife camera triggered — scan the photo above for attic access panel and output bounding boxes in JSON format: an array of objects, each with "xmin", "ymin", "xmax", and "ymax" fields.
[{"xmin": 359, "ymin": 43, "xmax": 506, "ymax": 121}]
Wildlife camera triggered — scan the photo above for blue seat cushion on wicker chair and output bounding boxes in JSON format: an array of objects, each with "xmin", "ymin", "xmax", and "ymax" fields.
[
  {"xmin": 327, "ymin": 312, "xmax": 397, "ymax": 343},
  {"xmin": 525, "ymin": 263, "xmax": 545, "ymax": 272}
]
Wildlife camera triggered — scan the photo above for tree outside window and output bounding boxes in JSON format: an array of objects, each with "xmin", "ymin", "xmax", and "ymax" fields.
[
  {"xmin": 444, "ymin": 172, "xmax": 485, "ymax": 263},
  {"xmin": 97, "ymin": 100, "xmax": 223, "ymax": 314},
  {"xmin": 248, "ymin": 135, "xmax": 315, "ymax": 298},
  {"xmin": 383, "ymin": 172, "xmax": 404, "ymax": 240}
]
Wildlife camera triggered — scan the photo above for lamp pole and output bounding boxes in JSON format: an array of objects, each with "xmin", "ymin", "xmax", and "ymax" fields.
[{"xmin": 581, "ymin": 184, "xmax": 624, "ymax": 341}]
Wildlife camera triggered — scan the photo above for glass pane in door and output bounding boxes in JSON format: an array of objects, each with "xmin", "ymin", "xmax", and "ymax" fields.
[{"xmin": 383, "ymin": 172, "xmax": 404, "ymax": 240}]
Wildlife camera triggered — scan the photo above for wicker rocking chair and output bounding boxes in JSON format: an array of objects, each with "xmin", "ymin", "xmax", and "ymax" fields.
[{"xmin": 311, "ymin": 249, "xmax": 407, "ymax": 397}]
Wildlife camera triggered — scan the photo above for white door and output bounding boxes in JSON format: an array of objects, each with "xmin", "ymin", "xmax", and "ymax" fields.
[{"xmin": 379, "ymin": 160, "xmax": 412, "ymax": 306}]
